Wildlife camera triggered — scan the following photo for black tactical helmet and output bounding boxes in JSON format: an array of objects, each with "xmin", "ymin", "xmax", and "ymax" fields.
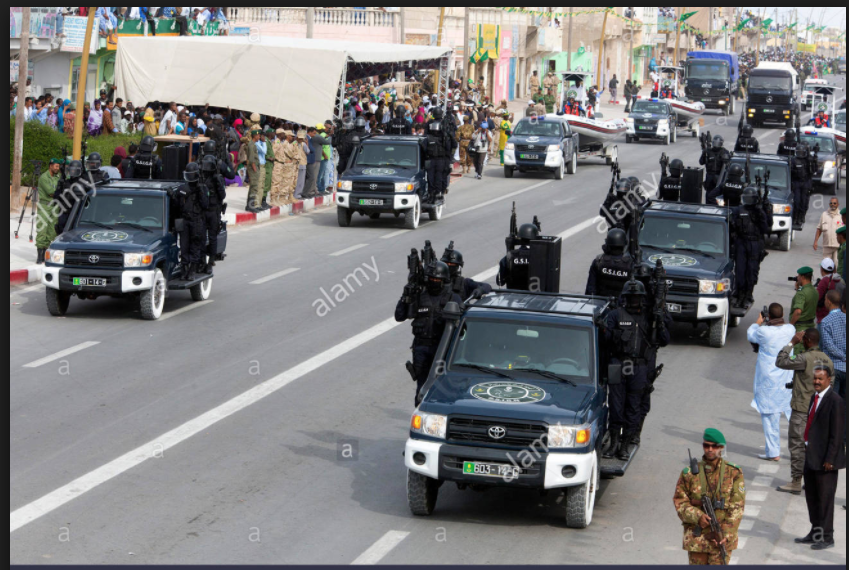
[
  {"xmin": 741, "ymin": 187, "xmax": 759, "ymax": 206},
  {"xmin": 627, "ymin": 176, "xmax": 641, "ymax": 193},
  {"xmin": 615, "ymin": 178, "xmax": 632, "ymax": 196},
  {"xmin": 441, "ymin": 248, "xmax": 464, "ymax": 268},
  {"xmin": 621, "ymin": 279, "xmax": 647, "ymax": 299},
  {"xmin": 728, "ymin": 163, "xmax": 744, "ymax": 180},
  {"xmin": 712, "ymin": 135, "xmax": 724, "ymax": 149},
  {"xmin": 140, "ymin": 135, "xmax": 156, "ymax": 153},
  {"xmin": 395, "ymin": 105, "xmax": 406, "ymax": 119},
  {"xmin": 67, "ymin": 160, "xmax": 83, "ymax": 178},
  {"xmin": 670, "ymin": 158, "xmax": 684, "ymax": 176},
  {"xmin": 518, "ymin": 223, "xmax": 540, "ymax": 240},
  {"xmin": 795, "ymin": 144, "xmax": 808, "ymax": 159},
  {"xmin": 605, "ymin": 228, "xmax": 628, "ymax": 251},
  {"xmin": 354, "ymin": 116, "xmax": 367, "ymax": 130},
  {"xmin": 741, "ymin": 124, "xmax": 754, "ymax": 138},
  {"xmin": 425, "ymin": 261, "xmax": 451, "ymax": 282},
  {"xmin": 201, "ymin": 155, "xmax": 217, "ymax": 173},
  {"xmin": 183, "ymin": 162, "xmax": 201, "ymax": 183},
  {"xmin": 432, "ymin": 107, "xmax": 444, "ymax": 120},
  {"xmin": 85, "ymin": 152, "xmax": 102, "ymax": 170},
  {"xmin": 202, "ymin": 140, "xmax": 217, "ymax": 155},
  {"xmin": 784, "ymin": 128, "xmax": 796, "ymax": 141}
]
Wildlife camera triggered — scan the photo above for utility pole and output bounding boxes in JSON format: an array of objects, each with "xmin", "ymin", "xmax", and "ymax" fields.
[
  {"xmin": 306, "ymin": 7, "xmax": 314, "ymax": 39},
  {"xmin": 597, "ymin": 8, "xmax": 610, "ymax": 92},
  {"xmin": 11, "ymin": 6, "xmax": 31, "ymax": 213},
  {"xmin": 434, "ymin": 7, "xmax": 446, "ymax": 101},
  {"xmin": 755, "ymin": 8, "xmax": 766, "ymax": 67},
  {"xmin": 567, "ymin": 7, "xmax": 573, "ymax": 70},
  {"xmin": 629, "ymin": 8, "xmax": 634, "ymax": 81},
  {"xmin": 72, "ymin": 9, "xmax": 96, "ymax": 161},
  {"xmin": 463, "ymin": 8, "xmax": 470, "ymax": 84},
  {"xmin": 674, "ymin": 7, "xmax": 684, "ymax": 67},
  {"xmin": 400, "ymin": 6, "xmax": 406, "ymax": 45},
  {"xmin": 708, "ymin": 7, "xmax": 713, "ymax": 50},
  {"xmin": 734, "ymin": 7, "xmax": 739, "ymax": 54}
]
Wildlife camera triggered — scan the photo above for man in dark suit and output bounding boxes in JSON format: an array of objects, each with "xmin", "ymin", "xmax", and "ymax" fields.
[{"xmin": 795, "ymin": 366, "xmax": 846, "ymax": 551}]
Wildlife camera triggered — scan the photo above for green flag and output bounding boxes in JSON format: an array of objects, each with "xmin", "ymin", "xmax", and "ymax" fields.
[
  {"xmin": 806, "ymin": 24, "xmax": 816, "ymax": 31},
  {"xmin": 817, "ymin": 26, "xmax": 827, "ymax": 33},
  {"xmin": 735, "ymin": 18, "xmax": 752, "ymax": 32},
  {"xmin": 761, "ymin": 18, "xmax": 773, "ymax": 29},
  {"xmin": 679, "ymin": 11, "xmax": 698, "ymax": 22}
]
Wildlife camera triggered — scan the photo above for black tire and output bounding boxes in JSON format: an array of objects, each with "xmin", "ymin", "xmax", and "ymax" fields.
[
  {"xmin": 407, "ymin": 470, "xmax": 439, "ymax": 516},
  {"xmin": 504, "ymin": 166, "xmax": 514, "ymax": 178},
  {"xmin": 428, "ymin": 203, "xmax": 444, "ymax": 222},
  {"xmin": 140, "ymin": 268, "xmax": 167, "ymax": 320},
  {"xmin": 565, "ymin": 453, "xmax": 599, "ymax": 529},
  {"xmin": 566, "ymin": 152, "xmax": 577, "ymax": 175},
  {"xmin": 337, "ymin": 207, "xmax": 352, "ymax": 228},
  {"xmin": 403, "ymin": 200, "xmax": 421, "ymax": 230},
  {"xmin": 625, "ymin": 135, "xmax": 633, "ymax": 144},
  {"xmin": 190, "ymin": 276, "xmax": 212, "ymax": 302},
  {"xmin": 709, "ymin": 308, "xmax": 729, "ymax": 348},
  {"xmin": 778, "ymin": 230, "xmax": 792, "ymax": 252},
  {"xmin": 46, "ymin": 288, "xmax": 71, "ymax": 317}
]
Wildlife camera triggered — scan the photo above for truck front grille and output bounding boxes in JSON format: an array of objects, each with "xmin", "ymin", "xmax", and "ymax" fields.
[
  {"xmin": 748, "ymin": 94, "xmax": 791, "ymax": 106},
  {"xmin": 64, "ymin": 250, "xmax": 124, "ymax": 268},
  {"xmin": 352, "ymin": 181, "xmax": 395, "ymax": 193},
  {"xmin": 447, "ymin": 417, "xmax": 548, "ymax": 448},
  {"xmin": 668, "ymin": 277, "xmax": 700, "ymax": 296}
]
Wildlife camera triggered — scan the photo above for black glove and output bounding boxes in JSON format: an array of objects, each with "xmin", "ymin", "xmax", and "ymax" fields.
[{"xmin": 471, "ymin": 288, "xmax": 485, "ymax": 300}]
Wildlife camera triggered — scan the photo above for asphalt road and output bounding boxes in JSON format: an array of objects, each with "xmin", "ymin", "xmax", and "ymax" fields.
[{"xmin": 10, "ymin": 75, "xmax": 847, "ymax": 565}]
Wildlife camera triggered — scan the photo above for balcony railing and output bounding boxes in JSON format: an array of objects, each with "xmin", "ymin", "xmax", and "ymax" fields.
[{"xmin": 230, "ymin": 7, "xmax": 398, "ymax": 27}]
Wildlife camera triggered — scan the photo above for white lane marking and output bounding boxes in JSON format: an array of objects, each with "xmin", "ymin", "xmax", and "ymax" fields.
[
  {"xmin": 381, "ymin": 229, "xmax": 412, "ymax": 240},
  {"xmin": 330, "ymin": 244, "xmax": 369, "ymax": 257},
  {"xmin": 737, "ymin": 537, "xmax": 749, "ymax": 550},
  {"xmin": 757, "ymin": 130, "xmax": 775, "ymax": 142},
  {"xmin": 738, "ymin": 519, "xmax": 755, "ymax": 532},
  {"xmin": 443, "ymin": 180, "xmax": 552, "ymax": 220},
  {"xmin": 8, "ymin": 218, "xmax": 596, "ymax": 534},
  {"xmin": 22, "ymin": 342, "xmax": 100, "ymax": 369},
  {"xmin": 757, "ymin": 463, "xmax": 781, "ymax": 475},
  {"xmin": 751, "ymin": 476, "xmax": 774, "ymax": 487},
  {"xmin": 157, "ymin": 301, "xmax": 213, "ymax": 322},
  {"xmin": 746, "ymin": 491, "xmax": 769, "ymax": 502},
  {"xmin": 744, "ymin": 505, "xmax": 762, "ymax": 518},
  {"xmin": 10, "ymin": 283, "xmax": 44, "ymax": 298},
  {"xmin": 352, "ymin": 531, "xmax": 410, "ymax": 565},
  {"xmin": 249, "ymin": 268, "xmax": 301, "ymax": 285}
]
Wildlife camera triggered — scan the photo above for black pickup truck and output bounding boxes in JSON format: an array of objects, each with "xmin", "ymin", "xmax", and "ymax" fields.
[
  {"xmin": 42, "ymin": 180, "xmax": 227, "ymax": 320},
  {"xmin": 625, "ymin": 99, "xmax": 678, "ymax": 145},
  {"xmin": 746, "ymin": 68, "xmax": 798, "ymax": 128},
  {"xmin": 405, "ymin": 291, "xmax": 642, "ymax": 529}
]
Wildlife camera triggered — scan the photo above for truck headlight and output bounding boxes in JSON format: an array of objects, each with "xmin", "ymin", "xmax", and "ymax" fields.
[
  {"xmin": 626, "ymin": 117, "xmax": 635, "ymax": 123},
  {"xmin": 45, "ymin": 249, "xmax": 64, "ymax": 265},
  {"xmin": 411, "ymin": 412, "xmax": 447, "ymax": 439},
  {"xmin": 657, "ymin": 119, "xmax": 669, "ymax": 126},
  {"xmin": 506, "ymin": 143, "xmax": 515, "ymax": 151},
  {"xmin": 546, "ymin": 145, "xmax": 560, "ymax": 152},
  {"xmin": 824, "ymin": 161, "xmax": 835, "ymax": 170},
  {"xmin": 699, "ymin": 278, "xmax": 731, "ymax": 295},
  {"xmin": 718, "ymin": 100, "xmax": 726, "ymax": 106},
  {"xmin": 395, "ymin": 182, "xmax": 415, "ymax": 193},
  {"xmin": 548, "ymin": 424, "xmax": 592, "ymax": 449},
  {"xmin": 337, "ymin": 180, "xmax": 353, "ymax": 191},
  {"xmin": 773, "ymin": 204, "xmax": 792, "ymax": 215},
  {"xmin": 124, "ymin": 253, "xmax": 154, "ymax": 268}
]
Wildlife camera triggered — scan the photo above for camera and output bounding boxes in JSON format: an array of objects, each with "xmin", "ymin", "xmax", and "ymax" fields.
[
  {"xmin": 785, "ymin": 382, "xmax": 794, "ymax": 390},
  {"xmin": 788, "ymin": 277, "xmax": 799, "ymax": 282}
]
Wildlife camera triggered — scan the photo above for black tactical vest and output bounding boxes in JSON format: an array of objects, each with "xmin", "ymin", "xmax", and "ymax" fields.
[
  {"xmin": 505, "ymin": 248, "xmax": 532, "ymax": 290},
  {"xmin": 595, "ymin": 254, "xmax": 634, "ymax": 298},
  {"xmin": 131, "ymin": 153, "xmax": 155, "ymax": 179},
  {"xmin": 722, "ymin": 181, "xmax": 745, "ymax": 207},
  {"xmin": 411, "ymin": 288, "xmax": 454, "ymax": 342},
  {"xmin": 659, "ymin": 176, "xmax": 682, "ymax": 201},
  {"xmin": 617, "ymin": 309, "xmax": 650, "ymax": 360}
]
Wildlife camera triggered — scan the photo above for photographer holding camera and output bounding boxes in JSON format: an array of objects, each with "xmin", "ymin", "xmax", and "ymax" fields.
[
  {"xmin": 747, "ymin": 304, "xmax": 796, "ymax": 462},
  {"xmin": 789, "ymin": 267, "xmax": 819, "ymax": 352}
]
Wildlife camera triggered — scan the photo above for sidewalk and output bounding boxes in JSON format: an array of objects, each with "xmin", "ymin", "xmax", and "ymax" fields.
[{"xmin": 507, "ymin": 85, "xmax": 651, "ymax": 122}]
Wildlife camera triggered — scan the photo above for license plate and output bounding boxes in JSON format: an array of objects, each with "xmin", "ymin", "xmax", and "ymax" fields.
[
  {"xmin": 763, "ymin": 109, "xmax": 775, "ymax": 114},
  {"xmin": 519, "ymin": 154, "xmax": 540, "ymax": 160},
  {"xmin": 667, "ymin": 303, "xmax": 682, "ymax": 314},
  {"xmin": 463, "ymin": 461, "xmax": 521, "ymax": 480},
  {"xmin": 73, "ymin": 277, "xmax": 106, "ymax": 287},
  {"xmin": 702, "ymin": 98, "xmax": 711, "ymax": 102},
  {"xmin": 358, "ymin": 199, "xmax": 383, "ymax": 206},
  {"xmin": 639, "ymin": 126, "xmax": 654, "ymax": 131}
]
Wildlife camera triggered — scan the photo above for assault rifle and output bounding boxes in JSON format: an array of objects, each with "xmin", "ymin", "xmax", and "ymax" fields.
[
  {"xmin": 421, "ymin": 240, "xmax": 436, "ymax": 270},
  {"xmin": 404, "ymin": 248, "xmax": 424, "ymax": 304},
  {"xmin": 660, "ymin": 152, "xmax": 670, "ymax": 178},
  {"xmin": 699, "ymin": 130, "xmax": 712, "ymax": 153},
  {"xmin": 509, "ymin": 201, "xmax": 518, "ymax": 238},
  {"xmin": 608, "ymin": 156, "xmax": 622, "ymax": 195},
  {"xmin": 688, "ymin": 450, "xmax": 728, "ymax": 565},
  {"xmin": 650, "ymin": 258, "xmax": 668, "ymax": 345}
]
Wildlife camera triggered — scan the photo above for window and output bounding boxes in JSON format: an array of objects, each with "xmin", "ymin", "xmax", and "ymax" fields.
[
  {"xmin": 799, "ymin": 136, "xmax": 835, "ymax": 154},
  {"xmin": 355, "ymin": 144, "xmax": 418, "ymax": 168},
  {"xmin": 80, "ymin": 194, "xmax": 165, "ymax": 229},
  {"xmin": 632, "ymin": 101, "xmax": 669, "ymax": 114},
  {"xmin": 729, "ymin": 160, "xmax": 791, "ymax": 199},
  {"xmin": 640, "ymin": 216, "xmax": 726, "ymax": 256},
  {"xmin": 748, "ymin": 76, "xmax": 792, "ymax": 91},
  {"xmin": 513, "ymin": 120, "xmax": 563, "ymax": 137}
]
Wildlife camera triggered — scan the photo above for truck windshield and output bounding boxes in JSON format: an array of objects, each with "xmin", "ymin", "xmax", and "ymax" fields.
[
  {"xmin": 632, "ymin": 102, "xmax": 668, "ymax": 114},
  {"xmin": 513, "ymin": 121, "xmax": 563, "ymax": 137},
  {"xmin": 729, "ymin": 160, "xmax": 792, "ymax": 199},
  {"xmin": 79, "ymin": 194, "xmax": 165, "ymax": 230},
  {"xmin": 800, "ymin": 136, "xmax": 836, "ymax": 154},
  {"xmin": 640, "ymin": 216, "xmax": 726, "ymax": 256},
  {"xmin": 449, "ymin": 319, "xmax": 595, "ymax": 385},
  {"xmin": 687, "ymin": 62, "xmax": 727, "ymax": 81},
  {"xmin": 355, "ymin": 144, "xmax": 418, "ymax": 168},
  {"xmin": 748, "ymin": 76, "xmax": 792, "ymax": 91}
]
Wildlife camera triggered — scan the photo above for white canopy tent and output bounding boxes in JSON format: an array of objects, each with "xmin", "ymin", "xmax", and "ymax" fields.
[{"xmin": 115, "ymin": 36, "xmax": 453, "ymax": 127}]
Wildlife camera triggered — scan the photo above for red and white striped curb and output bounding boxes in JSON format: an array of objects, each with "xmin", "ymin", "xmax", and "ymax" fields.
[{"xmin": 10, "ymin": 194, "xmax": 337, "ymax": 286}]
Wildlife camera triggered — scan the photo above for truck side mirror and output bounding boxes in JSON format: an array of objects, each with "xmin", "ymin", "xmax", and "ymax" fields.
[
  {"xmin": 443, "ymin": 302, "xmax": 463, "ymax": 322},
  {"xmin": 607, "ymin": 364, "xmax": 622, "ymax": 386}
]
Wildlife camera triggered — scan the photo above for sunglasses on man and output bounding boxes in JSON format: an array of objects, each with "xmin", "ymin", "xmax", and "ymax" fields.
[{"xmin": 703, "ymin": 443, "xmax": 723, "ymax": 450}]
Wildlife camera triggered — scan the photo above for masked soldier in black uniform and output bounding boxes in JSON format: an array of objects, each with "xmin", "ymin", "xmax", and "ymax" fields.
[
  {"xmin": 777, "ymin": 128, "xmax": 798, "ymax": 156},
  {"xmin": 700, "ymin": 135, "xmax": 731, "ymax": 199},
  {"xmin": 603, "ymin": 279, "xmax": 672, "ymax": 460},
  {"xmin": 601, "ymin": 178, "xmax": 645, "ymax": 237},
  {"xmin": 388, "ymin": 104, "xmax": 412, "ymax": 136},
  {"xmin": 497, "ymin": 223, "xmax": 539, "ymax": 290},
  {"xmin": 791, "ymin": 144, "xmax": 814, "ymax": 230},
  {"xmin": 734, "ymin": 123, "xmax": 760, "ymax": 153},
  {"xmin": 200, "ymin": 155, "xmax": 227, "ymax": 274},
  {"xmin": 84, "ymin": 152, "xmax": 110, "ymax": 184},
  {"xmin": 333, "ymin": 118, "xmax": 357, "ymax": 175},
  {"xmin": 658, "ymin": 158, "xmax": 684, "ymax": 201},
  {"xmin": 708, "ymin": 163, "xmax": 746, "ymax": 207},
  {"xmin": 126, "ymin": 135, "xmax": 164, "ymax": 180},
  {"xmin": 174, "ymin": 162, "xmax": 209, "ymax": 280},
  {"xmin": 441, "ymin": 247, "xmax": 492, "ymax": 300},
  {"xmin": 586, "ymin": 229, "xmax": 634, "ymax": 297},
  {"xmin": 53, "ymin": 159, "xmax": 84, "ymax": 236},
  {"xmin": 426, "ymin": 107, "xmax": 451, "ymax": 203},
  {"xmin": 395, "ymin": 261, "xmax": 462, "ymax": 405},
  {"xmin": 731, "ymin": 187, "xmax": 770, "ymax": 308}
]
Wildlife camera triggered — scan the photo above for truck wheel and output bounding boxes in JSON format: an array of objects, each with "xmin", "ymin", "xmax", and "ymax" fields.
[
  {"xmin": 826, "ymin": 180, "xmax": 838, "ymax": 196},
  {"xmin": 671, "ymin": 128, "xmax": 678, "ymax": 143},
  {"xmin": 46, "ymin": 288, "xmax": 71, "ymax": 317},
  {"xmin": 140, "ymin": 268, "xmax": 167, "ymax": 320},
  {"xmin": 504, "ymin": 166, "xmax": 514, "ymax": 178},
  {"xmin": 190, "ymin": 276, "xmax": 213, "ymax": 302},
  {"xmin": 709, "ymin": 307, "xmax": 729, "ymax": 349},
  {"xmin": 565, "ymin": 452, "xmax": 599, "ymax": 529},
  {"xmin": 428, "ymin": 203, "xmax": 444, "ymax": 221},
  {"xmin": 337, "ymin": 207, "xmax": 353, "ymax": 228},
  {"xmin": 778, "ymin": 230, "xmax": 792, "ymax": 252},
  {"xmin": 554, "ymin": 157, "xmax": 565, "ymax": 180},
  {"xmin": 729, "ymin": 315, "xmax": 742, "ymax": 328},
  {"xmin": 625, "ymin": 135, "xmax": 633, "ymax": 144},
  {"xmin": 407, "ymin": 470, "xmax": 439, "ymax": 516},
  {"xmin": 729, "ymin": 98, "xmax": 735, "ymax": 115},
  {"xmin": 566, "ymin": 152, "xmax": 577, "ymax": 175},
  {"xmin": 404, "ymin": 201, "xmax": 421, "ymax": 230},
  {"xmin": 663, "ymin": 132, "xmax": 670, "ymax": 146},
  {"xmin": 369, "ymin": 213, "xmax": 381, "ymax": 220}
]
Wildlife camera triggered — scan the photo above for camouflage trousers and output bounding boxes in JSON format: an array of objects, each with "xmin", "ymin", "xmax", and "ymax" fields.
[
  {"xmin": 688, "ymin": 551, "xmax": 732, "ymax": 565},
  {"xmin": 459, "ymin": 141, "xmax": 473, "ymax": 171},
  {"xmin": 270, "ymin": 164, "xmax": 296, "ymax": 204}
]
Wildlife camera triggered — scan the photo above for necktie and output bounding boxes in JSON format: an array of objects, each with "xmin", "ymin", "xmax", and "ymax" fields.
[{"xmin": 804, "ymin": 395, "xmax": 820, "ymax": 443}]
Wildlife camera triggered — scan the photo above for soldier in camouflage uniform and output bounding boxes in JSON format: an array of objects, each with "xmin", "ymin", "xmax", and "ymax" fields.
[
  {"xmin": 456, "ymin": 121, "xmax": 475, "ymax": 174},
  {"xmin": 673, "ymin": 428, "xmax": 746, "ymax": 565}
]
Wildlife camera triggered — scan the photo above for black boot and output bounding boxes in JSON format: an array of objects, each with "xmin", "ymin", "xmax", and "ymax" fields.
[
  {"xmin": 202, "ymin": 263, "xmax": 214, "ymax": 275},
  {"xmin": 745, "ymin": 291, "xmax": 755, "ymax": 305},
  {"xmin": 616, "ymin": 432, "xmax": 633, "ymax": 461},
  {"xmin": 36, "ymin": 248, "xmax": 45, "ymax": 264},
  {"xmin": 260, "ymin": 198, "xmax": 271, "ymax": 211},
  {"xmin": 181, "ymin": 263, "xmax": 193, "ymax": 281},
  {"xmin": 633, "ymin": 419, "xmax": 646, "ymax": 447},
  {"xmin": 603, "ymin": 429, "xmax": 621, "ymax": 459}
]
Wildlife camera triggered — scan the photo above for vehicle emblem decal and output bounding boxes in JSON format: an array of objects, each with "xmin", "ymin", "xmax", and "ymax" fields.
[
  {"xmin": 80, "ymin": 231, "xmax": 130, "ymax": 243},
  {"xmin": 566, "ymin": 89, "xmax": 578, "ymax": 99},
  {"xmin": 488, "ymin": 426, "xmax": 507, "ymax": 440},
  {"xmin": 643, "ymin": 114, "xmax": 653, "ymax": 118},
  {"xmin": 704, "ymin": 89, "xmax": 711, "ymax": 95},
  {"xmin": 369, "ymin": 184, "xmax": 378, "ymax": 190},
  {"xmin": 527, "ymin": 137, "xmax": 540, "ymax": 143},
  {"xmin": 88, "ymin": 255, "xmax": 100, "ymax": 264},
  {"xmin": 362, "ymin": 168, "xmax": 396, "ymax": 176},
  {"xmin": 470, "ymin": 382, "xmax": 546, "ymax": 405},
  {"xmin": 648, "ymin": 253, "xmax": 699, "ymax": 267},
  {"xmin": 766, "ymin": 96, "xmax": 774, "ymax": 104}
]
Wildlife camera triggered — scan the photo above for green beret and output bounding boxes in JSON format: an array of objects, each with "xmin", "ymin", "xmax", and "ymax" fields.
[
  {"xmin": 798, "ymin": 266, "xmax": 814, "ymax": 276},
  {"xmin": 703, "ymin": 428, "xmax": 726, "ymax": 446},
  {"xmin": 837, "ymin": 226, "xmax": 846, "ymax": 236},
  {"xmin": 841, "ymin": 207, "xmax": 846, "ymax": 216},
  {"xmin": 49, "ymin": 158, "xmax": 63, "ymax": 165},
  {"xmin": 250, "ymin": 129, "xmax": 261, "ymax": 135}
]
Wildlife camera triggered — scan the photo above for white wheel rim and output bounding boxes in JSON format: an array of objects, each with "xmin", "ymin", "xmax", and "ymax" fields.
[
  {"xmin": 412, "ymin": 202, "xmax": 420, "ymax": 227},
  {"xmin": 435, "ymin": 204, "xmax": 443, "ymax": 220},
  {"xmin": 200, "ymin": 277, "xmax": 213, "ymax": 300},
  {"xmin": 721, "ymin": 307, "xmax": 729, "ymax": 346},
  {"xmin": 586, "ymin": 454, "xmax": 598, "ymax": 525},
  {"xmin": 153, "ymin": 274, "xmax": 165, "ymax": 318}
]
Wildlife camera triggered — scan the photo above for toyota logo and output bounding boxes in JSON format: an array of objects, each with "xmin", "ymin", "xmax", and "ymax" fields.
[
  {"xmin": 766, "ymin": 96, "xmax": 774, "ymax": 104},
  {"xmin": 666, "ymin": 279, "xmax": 674, "ymax": 288},
  {"xmin": 369, "ymin": 184, "xmax": 378, "ymax": 190},
  {"xmin": 704, "ymin": 89, "xmax": 710, "ymax": 95},
  {"xmin": 88, "ymin": 255, "xmax": 100, "ymax": 264},
  {"xmin": 528, "ymin": 145, "xmax": 535, "ymax": 149},
  {"xmin": 488, "ymin": 426, "xmax": 507, "ymax": 440}
]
